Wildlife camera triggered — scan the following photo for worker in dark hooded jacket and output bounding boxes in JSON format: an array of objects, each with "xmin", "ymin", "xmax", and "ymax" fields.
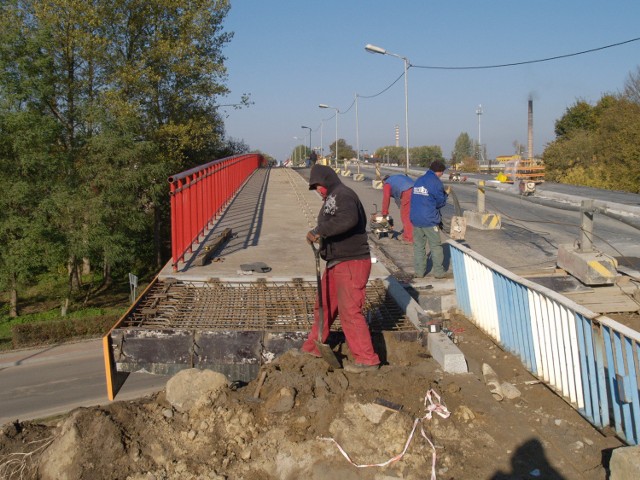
[{"xmin": 301, "ymin": 164, "xmax": 380, "ymax": 373}]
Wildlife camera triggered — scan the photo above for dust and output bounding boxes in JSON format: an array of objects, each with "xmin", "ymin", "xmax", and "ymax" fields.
[{"xmin": 0, "ymin": 317, "xmax": 623, "ymax": 479}]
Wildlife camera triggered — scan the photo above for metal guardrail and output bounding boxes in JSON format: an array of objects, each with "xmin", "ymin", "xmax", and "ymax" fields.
[
  {"xmin": 449, "ymin": 240, "xmax": 640, "ymax": 445},
  {"xmin": 168, "ymin": 154, "xmax": 265, "ymax": 270}
]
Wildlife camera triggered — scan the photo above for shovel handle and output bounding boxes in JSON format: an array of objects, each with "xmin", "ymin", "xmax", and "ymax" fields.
[{"xmin": 310, "ymin": 241, "xmax": 324, "ymax": 343}]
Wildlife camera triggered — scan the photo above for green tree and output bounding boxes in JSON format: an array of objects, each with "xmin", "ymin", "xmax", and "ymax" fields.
[
  {"xmin": 373, "ymin": 146, "xmax": 404, "ymax": 165},
  {"xmin": 329, "ymin": 139, "xmax": 356, "ymax": 162},
  {"xmin": 410, "ymin": 145, "xmax": 445, "ymax": 167},
  {"xmin": 451, "ymin": 133, "xmax": 473, "ymax": 167},
  {"xmin": 543, "ymin": 95, "xmax": 640, "ymax": 192},
  {"xmin": 0, "ymin": 0, "xmax": 235, "ymax": 315}
]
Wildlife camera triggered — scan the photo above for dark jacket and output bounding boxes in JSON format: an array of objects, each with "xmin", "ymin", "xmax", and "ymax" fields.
[
  {"xmin": 409, "ymin": 170, "xmax": 448, "ymax": 227},
  {"xmin": 308, "ymin": 164, "xmax": 370, "ymax": 263}
]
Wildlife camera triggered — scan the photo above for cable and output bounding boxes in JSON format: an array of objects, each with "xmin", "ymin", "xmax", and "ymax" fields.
[
  {"xmin": 359, "ymin": 71, "xmax": 406, "ymax": 99},
  {"xmin": 412, "ymin": 36, "xmax": 640, "ymax": 70}
]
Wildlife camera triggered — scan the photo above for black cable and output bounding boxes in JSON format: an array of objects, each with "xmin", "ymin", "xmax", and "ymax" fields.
[{"xmin": 412, "ymin": 36, "xmax": 640, "ymax": 70}]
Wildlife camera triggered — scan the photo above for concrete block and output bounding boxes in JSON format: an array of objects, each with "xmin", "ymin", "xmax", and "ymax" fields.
[
  {"xmin": 340, "ymin": 170, "xmax": 352, "ymax": 177},
  {"xmin": 427, "ymin": 332, "xmax": 468, "ymax": 373},
  {"xmin": 352, "ymin": 173, "xmax": 365, "ymax": 182},
  {"xmin": 557, "ymin": 244, "xmax": 618, "ymax": 285},
  {"xmin": 610, "ymin": 445, "xmax": 640, "ymax": 480},
  {"xmin": 372, "ymin": 179, "xmax": 384, "ymax": 190},
  {"xmin": 463, "ymin": 210, "xmax": 501, "ymax": 230}
]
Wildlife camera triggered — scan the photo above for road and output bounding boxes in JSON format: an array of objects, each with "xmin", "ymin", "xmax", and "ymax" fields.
[
  {"xmin": 350, "ymin": 165, "xmax": 640, "ymax": 274},
  {"xmin": 0, "ymin": 340, "xmax": 169, "ymax": 425},
  {"xmin": 1, "ymin": 165, "xmax": 638, "ymax": 425}
]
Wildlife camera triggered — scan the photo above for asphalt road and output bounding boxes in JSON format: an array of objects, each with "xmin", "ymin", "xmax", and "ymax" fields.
[{"xmin": 0, "ymin": 340, "xmax": 169, "ymax": 425}]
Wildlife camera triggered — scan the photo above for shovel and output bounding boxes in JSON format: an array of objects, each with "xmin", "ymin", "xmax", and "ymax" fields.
[{"xmin": 311, "ymin": 242, "xmax": 342, "ymax": 369}]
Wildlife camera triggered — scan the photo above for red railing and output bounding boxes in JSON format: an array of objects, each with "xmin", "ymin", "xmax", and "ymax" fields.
[{"xmin": 168, "ymin": 153, "xmax": 265, "ymax": 270}]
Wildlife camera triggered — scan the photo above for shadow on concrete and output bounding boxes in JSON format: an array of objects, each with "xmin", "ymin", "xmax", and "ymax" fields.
[
  {"xmin": 490, "ymin": 438, "xmax": 566, "ymax": 480},
  {"xmin": 181, "ymin": 167, "xmax": 271, "ymax": 271}
]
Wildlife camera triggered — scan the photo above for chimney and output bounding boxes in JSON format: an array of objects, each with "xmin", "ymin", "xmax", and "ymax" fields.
[{"xmin": 527, "ymin": 99, "xmax": 533, "ymax": 161}]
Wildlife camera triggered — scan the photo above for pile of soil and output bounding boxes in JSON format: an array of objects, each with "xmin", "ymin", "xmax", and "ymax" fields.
[{"xmin": 0, "ymin": 316, "xmax": 623, "ymax": 480}]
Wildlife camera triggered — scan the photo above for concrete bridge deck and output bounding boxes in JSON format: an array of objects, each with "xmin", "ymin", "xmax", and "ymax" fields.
[{"xmin": 159, "ymin": 166, "xmax": 390, "ymax": 282}]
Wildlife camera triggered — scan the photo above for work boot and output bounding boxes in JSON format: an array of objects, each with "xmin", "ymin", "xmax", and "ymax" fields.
[
  {"xmin": 434, "ymin": 271, "xmax": 453, "ymax": 279},
  {"xmin": 343, "ymin": 362, "xmax": 379, "ymax": 374}
]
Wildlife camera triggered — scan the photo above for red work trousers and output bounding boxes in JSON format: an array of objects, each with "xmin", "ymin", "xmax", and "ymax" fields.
[
  {"xmin": 302, "ymin": 258, "xmax": 380, "ymax": 366},
  {"xmin": 382, "ymin": 185, "xmax": 413, "ymax": 243}
]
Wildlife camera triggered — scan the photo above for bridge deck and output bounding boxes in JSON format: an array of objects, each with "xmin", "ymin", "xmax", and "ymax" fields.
[{"xmin": 159, "ymin": 166, "xmax": 389, "ymax": 282}]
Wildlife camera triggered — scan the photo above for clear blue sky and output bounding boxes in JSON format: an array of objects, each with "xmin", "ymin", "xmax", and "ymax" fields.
[{"xmin": 221, "ymin": 1, "xmax": 640, "ymax": 163}]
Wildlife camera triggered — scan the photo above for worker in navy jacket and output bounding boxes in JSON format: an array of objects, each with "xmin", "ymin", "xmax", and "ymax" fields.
[
  {"xmin": 302, "ymin": 164, "xmax": 380, "ymax": 373},
  {"xmin": 409, "ymin": 161, "xmax": 451, "ymax": 279},
  {"xmin": 381, "ymin": 174, "xmax": 414, "ymax": 243}
]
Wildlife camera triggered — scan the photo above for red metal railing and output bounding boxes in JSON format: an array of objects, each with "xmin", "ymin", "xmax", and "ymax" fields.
[{"xmin": 168, "ymin": 153, "xmax": 265, "ymax": 270}]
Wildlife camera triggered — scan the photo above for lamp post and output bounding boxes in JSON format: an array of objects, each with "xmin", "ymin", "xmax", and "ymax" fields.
[
  {"xmin": 301, "ymin": 126, "xmax": 312, "ymax": 162},
  {"xmin": 365, "ymin": 43, "xmax": 410, "ymax": 175},
  {"xmin": 319, "ymin": 104, "xmax": 339, "ymax": 168}
]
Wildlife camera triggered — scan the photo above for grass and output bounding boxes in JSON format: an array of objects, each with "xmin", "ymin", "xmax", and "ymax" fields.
[{"xmin": 0, "ymin": 271, "xmax": 144, "ymax": 352}]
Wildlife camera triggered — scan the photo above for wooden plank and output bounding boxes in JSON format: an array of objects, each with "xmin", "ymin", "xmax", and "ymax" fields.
[{"xmin": 193, "ymin": 228, "xmax": 232, "ymax": 267}]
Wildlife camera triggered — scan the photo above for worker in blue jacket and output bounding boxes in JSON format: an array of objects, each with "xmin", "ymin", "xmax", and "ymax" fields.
[{"xmin": 409, "ymin": 160, "xmax": 451, "ymax": 279}]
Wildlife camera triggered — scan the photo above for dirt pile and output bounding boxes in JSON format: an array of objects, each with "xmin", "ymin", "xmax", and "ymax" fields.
[{"xmin": 0, "ymin": 318, "xmax": 624, "ymax": 479}]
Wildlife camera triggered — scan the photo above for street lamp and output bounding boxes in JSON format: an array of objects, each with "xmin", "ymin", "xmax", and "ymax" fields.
[
  {"xmin": 365, "ymin": 43, "xmax": 411, "ymax": 175},
  {"xmin": 301, "ymin": 126, "xmax": 312, "ymax": 164},
  {"xmin": 319, "ymin": 104, "xmax": 339, "ymax": 167}
]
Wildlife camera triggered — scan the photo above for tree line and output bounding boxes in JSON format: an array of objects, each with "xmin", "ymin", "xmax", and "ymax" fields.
[{"xmin": 0, "ymin": 0, "xmax": 247, "ymax": 317}]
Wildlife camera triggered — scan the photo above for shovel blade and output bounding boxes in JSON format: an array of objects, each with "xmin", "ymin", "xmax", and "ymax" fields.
[{"xmin": 315, "ymin": 340, "xmax": 342, "ymax": 369}]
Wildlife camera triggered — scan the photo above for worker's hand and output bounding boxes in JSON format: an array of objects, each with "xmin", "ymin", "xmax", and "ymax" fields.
[
  {"xmin": 306, "ymin": 230, "xmax": 320, "ymax": 244},
  {"xmin": 444, "ymin": 186, "xmax": 452, "ymax": 194}
]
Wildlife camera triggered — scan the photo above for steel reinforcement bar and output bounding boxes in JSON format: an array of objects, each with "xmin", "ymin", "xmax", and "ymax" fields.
[
  {"xmin": 449, "ymin": 239, "xmax": 640, "ymax": 446},
  {"xmin": 168, "ymin": 153, "xmax": 265, "ymax": 270}
]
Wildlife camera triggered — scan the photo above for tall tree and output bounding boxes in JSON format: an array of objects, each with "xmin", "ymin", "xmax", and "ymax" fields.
[
  {"xmin": 410, "ymin": 145, "xmax": 444, "ymax": 167},
  {"xmin": 0, "ymin": 0, "xmax": 235, "ymax": 314},
  {"xmin": 451, "ymin": 133, "xmax": 473, "ymax": 167}
]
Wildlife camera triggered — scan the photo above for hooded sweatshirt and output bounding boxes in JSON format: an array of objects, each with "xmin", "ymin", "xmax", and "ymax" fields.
[{"xmin": 308, "ymin": 164, "xmax": 370, "ymax": 264}]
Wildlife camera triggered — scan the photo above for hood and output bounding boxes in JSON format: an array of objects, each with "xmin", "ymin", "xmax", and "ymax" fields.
[{"xmin": 308, "ymin": 164, "xmax": 341, "ymax": 190}]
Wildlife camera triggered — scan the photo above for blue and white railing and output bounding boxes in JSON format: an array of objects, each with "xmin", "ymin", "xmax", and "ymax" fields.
[{"xmin": 449, "ymin": 240, "xmax": 640, "ymax": 445}]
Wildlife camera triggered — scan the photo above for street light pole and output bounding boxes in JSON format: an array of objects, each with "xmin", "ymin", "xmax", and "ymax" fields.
[
  {"xmin": 301, "ymin": 125, "xmax": 312, "ymax": 164},
  {"xmin": 355, "ymin": 93, "xmax": 360, "ymax": 164},
  {"xmin": 319, "ymin": 104, "xmax": 339, "ymax": 168},
  {"xmin": 300, "ymin": 125, "xmax": 312, "ymax": 157},
  {"xmin": 365, "ymin": 43, "xmax": 411, "ymax": 175}
]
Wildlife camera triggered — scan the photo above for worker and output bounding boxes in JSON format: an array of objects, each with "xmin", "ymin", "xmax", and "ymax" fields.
[
  {"xmin": 409, "ymin": 160, "xmax": 452, "ymax": 279},
  {"xmin": 301, "ymin": 164, "xmax": 380, "ymax": 373},
  {"xmin": 381, "ymin": 174, "xmax": 414, "ymax": 243}
]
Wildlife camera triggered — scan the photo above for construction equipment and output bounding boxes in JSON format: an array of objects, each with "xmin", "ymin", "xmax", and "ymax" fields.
[
  {"xmin": 496, "ymin": 157, "xmax": 545, "ymax": 184},
  {"xmin": 369, "ymin": 204, "xmax": 394, "ymax": 239},
  {"xmin": 518, "ymin": 180, "xmax": 536, "ymax": 196},
  {"xmin": 311, "ymin": 242, "xmax": 342, "ymax": 369}
]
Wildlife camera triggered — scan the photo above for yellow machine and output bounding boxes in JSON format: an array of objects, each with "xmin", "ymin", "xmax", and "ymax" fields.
[{"xmin": 495, "ymin": 156, "xmax": 545, "ymax": 184}]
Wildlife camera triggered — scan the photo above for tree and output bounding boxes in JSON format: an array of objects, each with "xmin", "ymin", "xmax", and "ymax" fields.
[
  {"xmin": 410, "ymin": 145, "xmax": 445, "ymax": 167},
  {"xmin": 329, "ymin": 139, "xmax": 356, "ymax": 161},
  {"xmin": 623, "ymin": 66, "xmax": 640, "ymax": 104},
  {"xmin": 373, "ymin": 146, "xmax": 404, "ymax": 165},
  {"xmin": 0, "ymin": 0, "xmax": 235, "ymax": 315},
  {"xmin": 543, "ymin": 94, "xmax": 640, "ymax": 192},
  {"xmin": 451, "ymin": 133, "xmax": 473, "ymax": 167}
]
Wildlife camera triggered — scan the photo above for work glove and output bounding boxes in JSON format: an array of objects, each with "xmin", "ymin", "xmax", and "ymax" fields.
[
  {"xmin": 444, "ymin": 186, "xmax": 452, "ymax": 194},
  {"xmin": 306, "ymin": 229, "xmax": 320, "ymax": 244}
]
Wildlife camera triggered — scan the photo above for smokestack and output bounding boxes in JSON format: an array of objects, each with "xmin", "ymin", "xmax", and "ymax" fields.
[
  {"xmin": 527, "ymin": 98, "xmax": 533, "ymax": 161},
  {"xmin": 395, "ymin": 125, "xmax": 400, "ymax": 148}
]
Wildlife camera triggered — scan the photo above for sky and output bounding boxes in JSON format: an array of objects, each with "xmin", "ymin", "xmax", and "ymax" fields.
[{"xmin": 220, "ymin": 1, "xmax": 640, "ymax": 163}]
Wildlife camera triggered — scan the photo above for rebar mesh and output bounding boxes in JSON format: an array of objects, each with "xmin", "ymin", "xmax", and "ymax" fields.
[{"xmin": 122, "ymin": 278, "xmax": 413, "ymax": 333}]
